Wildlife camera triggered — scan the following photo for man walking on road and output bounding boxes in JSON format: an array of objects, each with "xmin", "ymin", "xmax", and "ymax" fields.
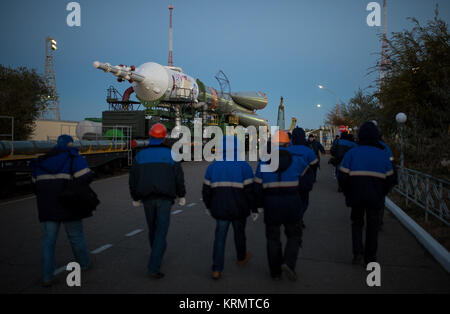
[
  {"xmin": 255, "ymin": 130, "xmax": 313, "ymax": 281},
  {"xmin": 288, "ymin": 127, "xmax": 317, "ymax": 228},
  {"xmin": 307, "ymin": 134, "xmax": 326, "ymax": 182},
  {"xmin": 202, "ymin": 136, "xmax": 255, "ymax": 280},
  {"xmin": 129, "ymin": 123, "xmax": 186, "ymax": 279},
  {"xmin": 331, "ymin": 131, "xmax": 357, "ymax": 191},
  {"xmin": 338, "ymin": 122, "xmax": 396, "ymax": 266},
  {"xmin": 31, "ymin": 135, "xmax": 93, "ymax": 287}
]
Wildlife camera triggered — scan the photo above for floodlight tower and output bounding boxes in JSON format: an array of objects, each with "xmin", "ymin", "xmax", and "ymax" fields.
[
  {"xmin": 42, "ymin": 36, "xmax": 61, "ymax": 120},
  {"xmin": 168, "ymin": 3, "xmax": 174, "ymax": 66}
]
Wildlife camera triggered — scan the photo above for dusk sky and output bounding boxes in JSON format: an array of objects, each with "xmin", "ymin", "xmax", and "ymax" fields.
[{"xmin": 1, "ymin": 0, "xmax": 449, "ymax": 128}]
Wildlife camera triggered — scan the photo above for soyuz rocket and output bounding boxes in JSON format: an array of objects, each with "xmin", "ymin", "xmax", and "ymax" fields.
[{"xmin": 93, "ymin": 61, "xmax": 269, "ymax": 128}]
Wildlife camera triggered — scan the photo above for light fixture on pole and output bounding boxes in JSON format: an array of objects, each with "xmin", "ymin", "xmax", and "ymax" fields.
[{"xmin": 396, "ymin": 112, "xmax": 407, "ymax": 168}]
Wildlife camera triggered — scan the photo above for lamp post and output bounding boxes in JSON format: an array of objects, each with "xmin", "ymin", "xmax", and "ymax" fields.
[
  {"xmin": 396, "ymin": 112, "xmax": 407, "ymax": 168},
  {"xmin": 318, "ymin": 84, "xmax": 339, "ymax": 118},
  {"xmin": 318, "ymin": 84, "xmax": 341, "ymax": 139}
]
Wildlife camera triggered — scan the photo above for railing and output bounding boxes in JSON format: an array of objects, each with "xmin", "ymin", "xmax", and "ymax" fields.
[{"xmin": 395, "ymin": 166, "xmax": 450, "ymax": 226}]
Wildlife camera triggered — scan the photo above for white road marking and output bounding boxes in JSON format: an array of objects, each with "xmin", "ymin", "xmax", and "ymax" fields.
[
  {"xmin": 125, "ymin": 229, "xmax": 143, "ymax": 237},
  {"xmin": 91, "ymin": 244, "xmax": 113, "ymax": 254},
  {"xmin": 172, "ymin": 209, "xmax": 183, "ymax": 215},
  {"xmin": 54, "ymin": 266, "xmax": 66, "ymax": 275},
  {"xmin": 187, "ymin": 203, "xmax": 197, "ymax": 207}
]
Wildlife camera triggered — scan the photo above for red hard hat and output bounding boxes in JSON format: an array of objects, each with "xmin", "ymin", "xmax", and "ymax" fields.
[{"xmin": 149, "ymin": 123, "xmax": 167, "ymax": 139}]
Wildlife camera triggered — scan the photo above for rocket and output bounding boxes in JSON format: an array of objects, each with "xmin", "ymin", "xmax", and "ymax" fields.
[{"xmin": 93, "ymin": 61, "xmax": 269, "ymax": 128}]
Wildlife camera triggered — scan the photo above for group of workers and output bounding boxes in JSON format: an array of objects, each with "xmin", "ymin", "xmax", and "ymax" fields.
[{"xmin": 31, "ymin": 121, "xmax": 396, "ymax": 287}]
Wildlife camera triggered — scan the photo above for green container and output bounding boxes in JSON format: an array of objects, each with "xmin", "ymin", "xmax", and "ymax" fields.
[{"xmin": 104, "ymin": 129, "xmax": 124, "ymax": 140}]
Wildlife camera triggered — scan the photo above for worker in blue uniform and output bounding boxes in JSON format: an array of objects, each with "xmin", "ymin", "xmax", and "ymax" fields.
[
  {"xmin": 129, "ymin": 123, "xmax": 186, "ymax": 279},
  {"xmin": 288, "ymin": 127, "xmax": 317, "ymax": 228},
  {"xmin": 331, "ymin": 131, "xmax": 357, "ymax": 191},
  {"xmin": 31, "ymin": 135, "xmax": 94, "ymax": 287},
  {"xmin": 202, "ymin": 136, "xmax": 256, "ymax": 280},
  {"xmin": 338, "ymin": 122, "xmax": 396, "ymax": 266},
  {"xmin": 255, "ymin": 130, "xmax": 313, "ymax": 281},
  {"xmin": 307, "ymin": 134, "xmax": 326, "ymax": 182}
]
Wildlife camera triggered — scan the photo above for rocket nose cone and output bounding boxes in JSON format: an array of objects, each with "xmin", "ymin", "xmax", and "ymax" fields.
[{"xmin": 93, "ymin": 61, "xmax": 100, "ymax": 68}]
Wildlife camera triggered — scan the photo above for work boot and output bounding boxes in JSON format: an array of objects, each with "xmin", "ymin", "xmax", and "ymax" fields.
[
  {"xmin": 271, "ymin": 274, "xmax": 282, "ymax": 281},
  {"xmin": 281, "ymin": 264, "xmax": 297, "ymax": 282},
  {"xmin": 237, "ymin": 251, "xmax": 252, "ymax": 266},
  {"xmin": 212, "ymin": 271, "xmax": 222, "ymax": 280},
  {"xmin": 149, "ymin": 272, "xmax": 165, "ymax": 279},
  {"xmin": 352, "ymin": 254, "xmax": 363, "ymax": 265},
  {"xmin": 42, "ymin": 277, "xmax": 59, "ymax": 288}
]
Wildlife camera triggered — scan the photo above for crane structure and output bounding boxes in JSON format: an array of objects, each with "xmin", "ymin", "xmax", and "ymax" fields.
[
  {"xmin": 288, "ymin": 117, "xmax": 297, "ymax": 133},
  {"xmin": 41, "ymin": 36, "xmax": 61, "ymax": 120}
]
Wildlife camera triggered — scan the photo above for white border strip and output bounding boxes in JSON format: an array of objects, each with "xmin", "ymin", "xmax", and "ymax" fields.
[{"xmin": 385, "ymin": 197, "xmax": 450, "ymax": 273}]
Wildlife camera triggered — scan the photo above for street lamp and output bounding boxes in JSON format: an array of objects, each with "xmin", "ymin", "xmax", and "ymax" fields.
[
  {"xmin": 317, "ymin": 104, "xmax": 321, "ymax": 108},
  {"xmin": 318, "ymin": 84, "xmax": 340, "ymax": 139},
  {"xmin": 318, "ymin": 84, "xmax": 339, "ymax": 116},
  {"xmin": 396, "ymin": 112, "xmax": 407, "ymax": 168}
]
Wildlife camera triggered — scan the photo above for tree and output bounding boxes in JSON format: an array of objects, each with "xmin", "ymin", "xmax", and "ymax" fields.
[
  {"xmin": 375, "ymin": 7, "xmax": 450, "ymax": 176},
  {"xmin": 0, "ymin": 65, "xmax": 49, "ymax": 140},
  {"xmin": 326, "ymin": 8, "xmax": 450, "ymax": 177}
]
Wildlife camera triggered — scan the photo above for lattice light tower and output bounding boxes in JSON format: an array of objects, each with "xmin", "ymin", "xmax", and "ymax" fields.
[{"xmin": 42, "ymin": 36, "xmax": 61, "ymax": 120}]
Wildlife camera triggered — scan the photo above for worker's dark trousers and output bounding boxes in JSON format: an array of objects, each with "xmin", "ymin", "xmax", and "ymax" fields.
[
  {"xmin": 313, "ymin": 161, "xmax": 320, "ymax": 182},
  {"xmin": 143, "ymin": 198, "xmax": 172, "ymax": 274},
  {"xmin": 265, "ymin": 222, "xmax": 302, "ymax": 277},
  {"xmin": 299, "ymin": 191, "xmax": 309, "ymax": 219},
  {"xmin": 351, "ymin": 206, "xmax": 381, "ymax": 264},
  {"xmin": 379, "ymin": 206, "xmax": 385, "ymax": 227}
]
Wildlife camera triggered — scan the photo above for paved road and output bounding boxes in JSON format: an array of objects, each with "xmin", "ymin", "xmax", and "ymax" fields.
[{"xmin": 0, "ymin": 158, "xmax": 449, "ymax": 293}]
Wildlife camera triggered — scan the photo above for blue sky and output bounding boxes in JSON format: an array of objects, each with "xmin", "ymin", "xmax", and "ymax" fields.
[{"xmin": 1, "ymin": 0, "xmax": 449, "ymax": 128}]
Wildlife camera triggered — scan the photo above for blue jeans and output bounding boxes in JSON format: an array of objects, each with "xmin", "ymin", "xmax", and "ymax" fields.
[
  {"xmin": 143, "ymin": 198, "xmax": 172, "ymax": 274},
  {"xmin": 212, "ymin": 218, "xmax": 247, "ymax": 272},
  {"xmin": 41, "ymin": 220, "xmax": 90, "ymax": 283}
]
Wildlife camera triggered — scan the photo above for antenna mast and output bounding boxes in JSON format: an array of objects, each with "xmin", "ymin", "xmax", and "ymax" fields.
[
  {"xmin": 379, "ymin": 0, "xmax": 388, "ymax": 104},
  {"xmin": 168, "ymin": 3, "xmax": 174, "ymax": 66}
]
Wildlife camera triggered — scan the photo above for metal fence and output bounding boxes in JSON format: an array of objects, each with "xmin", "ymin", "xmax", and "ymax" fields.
[{"xmin": 395, "ymin": 166, "xmax": 450, "ymax": 226}]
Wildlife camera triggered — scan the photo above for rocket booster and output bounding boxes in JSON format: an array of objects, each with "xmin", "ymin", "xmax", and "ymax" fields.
[{"xmin": 94, "ymin": 60, "xmax": 268, "ymax": 127}]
